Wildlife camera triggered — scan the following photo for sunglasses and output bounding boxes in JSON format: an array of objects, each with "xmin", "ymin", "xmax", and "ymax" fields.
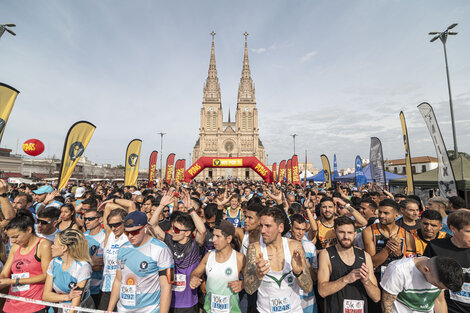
[
  {"xmin": 173, "ymin": 225, "xmax": 191, "ymax": 234},
  {"xmin": 124, "ymin": 226, "xmax": 144, "ymax": 236},
  {"xmin": 108, "ymin": 222, "xmax": 123, "ymax": 229},
  {"xmin": 84, "ymin": 216, "xmax": 98, "ymax": 222},
  {"xmin": 37, "ymin": 219, "xmax": 51, "ymax": 225},
  {"xmin": 163, "ymin": 209, "xmax": 170, "ymax": 213}
]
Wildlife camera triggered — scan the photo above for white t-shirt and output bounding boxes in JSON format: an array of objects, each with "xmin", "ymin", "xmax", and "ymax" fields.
[{"xmin": 381, "ymin": 257, "xmax": 442, "ymax": 313}]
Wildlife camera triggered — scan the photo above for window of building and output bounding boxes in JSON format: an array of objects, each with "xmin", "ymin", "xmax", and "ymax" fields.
[
  {"xmin": 394, "ymin": 167, "xmax": 397, "ymax": 173},
  {"xmin": 412, "ymin": 166, "xmax": 416, "ymax": 174},
  {"xmin": 422, "ymin": 165, "xmax": 427, "ymax": 173},
  {"xmin": 402, "ymin": 166, "xmax": 406, "ymax": 174},
  {"xmin": 245, "ymin": 169, "xmax": 250, "ymax": 179},
  {"xmin": 248, "ymin": 113, "xmax": 252, "ymax": 129}
]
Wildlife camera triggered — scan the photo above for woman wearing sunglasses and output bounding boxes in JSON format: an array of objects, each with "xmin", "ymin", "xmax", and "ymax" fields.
[
  {"xmin": 98, "ymin": 207, "xmax": 128, "ymax": 311},
  {"xmin": 43, "ymin": 229, "xmax": 94, "ymax": 312},
  {"xmin": 0, "ymin": 210, "xmax": 52, "ymax": 313}
]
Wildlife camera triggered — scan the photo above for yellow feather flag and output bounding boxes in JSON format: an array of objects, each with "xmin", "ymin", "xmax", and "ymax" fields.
[
  {"xmin": 58, "ymin": 121, "xmax": 96, "ymax": 189},
  {"xmin": 321, "ymin": 154, "xmax": 332, "ymax": 189},
  {"xmin": 0, "ymin": 83, "xmax": 20, "ymax": 143},
  {"xmin": 400, "ymin": 111, "xmax": 415, "ymax": 195},
  {"xmin": 124, "ymin": 139, "xmax": 142, "ymax": 187}
]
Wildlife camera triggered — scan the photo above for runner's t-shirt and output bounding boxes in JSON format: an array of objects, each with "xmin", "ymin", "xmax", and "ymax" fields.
[
  {"xmin": 301, "ymin": 238, "xmax": 317, "ymax": 313},
  {"xmin": 84, "ymin": 229, "xmax": 105, "ymax": 295},
  {"xmin": 117, "ymin": 237, "xmax": 174, "ymax": 313},
  {"xmin": 102, "ymin": 233, "xmax": 129, "ymax": 292},
  {"xmin": 424, "ymin": 237, "xmax": 470, "ymax": 313},
  {"xmin": 164, "ymin": 232, "xmax": 204, "ymax": 308},
  {"xmin": 381, "ymin": 257, "xmax": 441, "ymax": 313}
]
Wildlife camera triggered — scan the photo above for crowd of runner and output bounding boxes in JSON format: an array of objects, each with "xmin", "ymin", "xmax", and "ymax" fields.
[{"xmin": 0, "ymin": 178, "xmax": 468, "ymax": 313}]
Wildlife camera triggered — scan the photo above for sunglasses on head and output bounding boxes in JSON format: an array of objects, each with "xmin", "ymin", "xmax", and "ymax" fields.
[
  {"xmin": 37, "ymin": 219, "xmax": 51, "ymax": 225},
  {"xmin": 84, "ymin": 216, "xmax": 98, "ymax": 222},
  {"xmin": 124, "ymin": 226, "xmax": 144, "ymax": 236},
  {"xmin": 108, "ymin": 222, "xmax": 123, "ymax": 229},
  {"xmin": 173, "ymin": 225, "xmax": 191, "ymax": 234}
]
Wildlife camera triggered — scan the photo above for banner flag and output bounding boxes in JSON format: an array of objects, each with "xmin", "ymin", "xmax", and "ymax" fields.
[
  {"xmin": 174, "ymin": 159, "xmax": 186, "ymax": 183},
  {"xmin": 148, "ymin": 151, "xmax": 158, "ymax": 188},
  {"xmin": 292, "ymin": 155, "xmax": 301, "ymax": 185},
  {"xmin": 333, "ymin": 154, "xmax": 339, "ymax": 181},
  {"xmin": 370, "ymin": 137, "xmax": 386, "ymax": 188},
  {"xmin": 0, "ymin": 83, "xmax": 19, "ymax": 143},
  {"xmin": 180, "ymin": 159, "xmax": 186, "ymax": 182},
  {"xmin": 272, "ymin": 162, "xmax": 277, "ymax": 183},
  {"xmin": 124, "ymin": 139, "xmax": 142, "ymax": 187},
  {"xmin": 279, "ymin": 160, "xmax": 286, "ymax": 182},
  {"xmin": 165, "ymin": 153, "xmax": 176, "ymax": 184},
  {"xmin": 355, "ymin": 155, "xmax": 367, "ymax": 187},
  {"xmin": 286, "ymin": 159, "xmax": 292, "ymax": 184},
  {"xmin": 418, "ymin": 102, "xmax": 457, "ymax": 197},
  {"xmin": 174, "ymin": 159, "xmax": 181, "ymax": 182},
  {"xmin": 400, "ymin": 111, "xmax": 415, "ymax": 195},
  {"xmin": 321, "ymin": 154, "xmax": 332, "ymax": 189},
  {"xmin": 57, "ymin": 121, "xmax": 96, "ymax": 189}
]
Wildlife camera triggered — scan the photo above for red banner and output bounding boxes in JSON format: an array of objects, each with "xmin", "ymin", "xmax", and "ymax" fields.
[
  {"xmin": 272, "ymin": 162, "xmax": 277, "ymax": 183},
  {"xmin": 174, "ymin": 159, "xmax": 186, "ymax": 183},
  {"xmin": 165, "ymin": 153, "xmax": 176, "ymax": 184},
  {"xmin": 292, "ymin": 155, "xmax": 301, "ymax": 186},
  {"xmin": 148, "ymin": 151, "xmax": 158, "ymax": 187},
  {"xmin": 278, "ymin": 160, "xmax": 286, "ymax": 182},
  {"xmin": 286, "ymin": 159, "xmax": 292, "ymax": 184}
]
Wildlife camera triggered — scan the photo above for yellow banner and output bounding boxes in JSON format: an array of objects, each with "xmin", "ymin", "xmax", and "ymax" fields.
[
  {"xmin": 58, "ymin": 121, "xmax": 96, "ymax": 189},
  {"xmin": 0, "ymin": 83, "xmax": 19, "ymax": 143},
  {"xmin": 212, "ymin": 158, "xmax": 243, "ymax": 167},
  {"xmin": 125, "ymin": 139, "xmax": 142, "ymax": 187},
  {"xmin": 321, "ymin": 154, "xmax": 332, "ymax": 189},
  {"xmin": 400, "ymin": 112, "xmax": 415, "ymax": 195}
]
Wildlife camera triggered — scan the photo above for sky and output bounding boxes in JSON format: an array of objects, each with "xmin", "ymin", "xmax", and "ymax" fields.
[{"xmin": 1, "ymin": 0, "xmax": 470, "ymax": 171}]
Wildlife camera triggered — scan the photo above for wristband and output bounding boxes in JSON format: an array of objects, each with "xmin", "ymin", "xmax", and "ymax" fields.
[
  {"xmin": 293, "ymin": 270, "xmax": 303, "ymax": 278},
  {"xmin": 113, "ymin": 198, "xmax": 116, "ymax": 204},
  {"xmin": 0, "ymin": 193, "xmax": 8, "ymax": 198},
  {"xmin": 187, "ymin": 208, "xmax": 195, "ymax": 214},
  {"xmin": 14, "ymin": 278, "xmax": 20, "ymax": 286},
  {"xmin": 345, "ymin": 203, "xmax": 353, "ymax": 212}
]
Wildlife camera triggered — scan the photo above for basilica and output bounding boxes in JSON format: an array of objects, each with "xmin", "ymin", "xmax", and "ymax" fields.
[{"xmin": 192, "ymin": 33, "xmax": 266, "ymax": 180}]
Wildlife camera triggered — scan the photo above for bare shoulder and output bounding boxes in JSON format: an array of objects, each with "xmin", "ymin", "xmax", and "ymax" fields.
[
  {"xmin": 38, "ymin": 238, "xmax": 52, "ymax": 251},
  {"xmin": 287, "ymin": 238, "xmax": 303, "ymax": 250}
]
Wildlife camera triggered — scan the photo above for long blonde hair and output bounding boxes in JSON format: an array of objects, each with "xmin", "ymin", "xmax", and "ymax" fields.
[{"xmin": 57, "ymin": 229, "xmax": 92, "ymax": 263}]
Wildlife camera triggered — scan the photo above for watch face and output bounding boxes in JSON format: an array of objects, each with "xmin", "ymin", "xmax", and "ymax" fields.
[
  {"xmin": 209, "ymin": 107, "xmax": 214, "ymax": 111},
  {"xmin": 244, "ymin": 107, "xmax": 249, "ymax": 112}
]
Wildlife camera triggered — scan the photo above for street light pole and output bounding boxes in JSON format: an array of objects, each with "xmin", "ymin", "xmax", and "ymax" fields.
[
  {"xmin": 429, "ymin": 23, "xmax": 459, "ymax": 158},
  {"xmin": 291, "ymin": 134, "xmax": 297, "ymax": 155},
  {"xmin": 157, "ymin": 132, "xmax": 166, "ymax": 180}
]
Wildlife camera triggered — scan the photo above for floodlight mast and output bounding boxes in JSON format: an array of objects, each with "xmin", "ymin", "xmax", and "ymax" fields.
[{"xmin": 429, "ymin": 24, "xmax": 459, "ymax": 158}]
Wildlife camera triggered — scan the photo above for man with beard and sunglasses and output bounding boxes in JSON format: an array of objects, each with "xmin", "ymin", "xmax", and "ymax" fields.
[
  {"xmin": 108, "ymin": 211, "xmax": 174, "ymax": 313},
  {"xmin": 98, "ymin": 208, "xmax": 129, "ymax": 311},
  {"xmin": 318, "ymin": 216, "xmax": 380, "ymax": 313},
  {"xmin": 150, "ymin": 189, "xmax": 207, "ymax": 313}
]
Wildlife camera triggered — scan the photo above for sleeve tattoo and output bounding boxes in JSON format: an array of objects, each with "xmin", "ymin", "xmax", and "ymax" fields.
[
  {"xmin": 244, "ymin": 244, "xmax": 262, "ymax": 295},
  {"xmin": 381, "ymin": 290, "xmax": 397, "ymax": 313}
]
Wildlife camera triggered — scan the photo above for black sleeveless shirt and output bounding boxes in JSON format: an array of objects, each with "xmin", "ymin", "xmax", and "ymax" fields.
[{"xmin": 324, "ymin": 246, "xmax": 369, "ymax": 313}]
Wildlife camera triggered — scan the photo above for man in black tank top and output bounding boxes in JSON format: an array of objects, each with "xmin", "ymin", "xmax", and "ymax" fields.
[{"xmin": 318, "ymin": 216, "xmax": 380, "ymax": 313}]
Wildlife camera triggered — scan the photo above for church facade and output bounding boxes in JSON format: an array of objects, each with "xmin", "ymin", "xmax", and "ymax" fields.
[{"xmin": 192, "ymin": 33, "xmax": 266, "ymax": 180}]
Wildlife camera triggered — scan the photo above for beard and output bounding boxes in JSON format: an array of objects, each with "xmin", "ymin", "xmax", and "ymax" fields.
[{"xmin": 338, "ymin": 238, "xmax": 353, "ymax": 249}]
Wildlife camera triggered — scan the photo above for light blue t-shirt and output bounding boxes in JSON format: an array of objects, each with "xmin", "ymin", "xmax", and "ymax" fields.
[{"xmin": 84, "ymin": 229, "xmax": 105, "ymax": 295}]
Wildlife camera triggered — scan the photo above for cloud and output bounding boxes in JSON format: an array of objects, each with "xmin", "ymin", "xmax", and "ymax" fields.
[
  {"xmin": 299, "ymin": 51, "xmax": 317, "ymax": 63},
  {"xmin": 251, "ymin": 48, "xmax": 266, "ymax": 54}
]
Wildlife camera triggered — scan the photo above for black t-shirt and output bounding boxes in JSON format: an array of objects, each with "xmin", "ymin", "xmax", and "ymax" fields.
[
  {"xmin": 159, "ymin": 219, "xmax": 171, "ymax": 232},
  {"xmin": 395, "ymin": 217, "xmax": 420, "ymax": 233},
  {"xmin": 424, "ymin": 237, "xmax": 470, "ymax": 313}
]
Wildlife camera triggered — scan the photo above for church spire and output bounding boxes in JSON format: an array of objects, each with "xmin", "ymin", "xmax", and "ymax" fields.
[
  {"xmin": 237, "ymin": 32, "xmax": 255, "ymax": 104},
  {"xmin": 203, "ymin": 31, "xmax": 221, "ymax": 103},
  {"xmin": 228, "ymin": 107, "xmax": 231, "ymax": 122}
]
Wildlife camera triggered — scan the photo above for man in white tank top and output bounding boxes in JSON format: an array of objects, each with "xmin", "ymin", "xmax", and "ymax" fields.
[
  {"xmin": 189, "ymin": 220, "xmax": 245, "ymax": 313},
  {"xmin": 244, "ymin": 207, "xmax": 313, "ymax": 313}
]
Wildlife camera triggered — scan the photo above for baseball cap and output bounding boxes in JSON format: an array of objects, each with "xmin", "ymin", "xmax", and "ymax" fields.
[
  {"xmin": 75, "ymin": 187, "xmax": 86, "ymax": 198},
  {"xmin": 131, "ymin": 191, "xmax": 142, "ymax": 196},
  {"xmin": 33, "ymin": 185, "xmax": 54, "ymax": 195},
  {"xmin": 215, "ymin": 220, "xmax": 235, "ymax": 237},
  {"xmin": 124, "ymin": 211, "xmax": 148, "ymax": 228}
]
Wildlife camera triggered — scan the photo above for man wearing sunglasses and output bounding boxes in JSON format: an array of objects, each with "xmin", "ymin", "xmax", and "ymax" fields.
[
  {"xmin": 36, "ymin": 205, "xmax": 61, "ymax": 242},
  {"xmin": 108, "ymin": 211, "xmax": 174, "ymax": 313},
  {"xmin": 150, "ymin": 189, "xmax": 207, "ymax": 313},
  {"xmin": 84, "ymin": 208, "xmax": 105, "ymax": 307}
]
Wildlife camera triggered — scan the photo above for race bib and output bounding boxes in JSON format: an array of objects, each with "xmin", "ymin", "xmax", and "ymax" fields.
[
  {"xmin": 120, "ymin": 284, "xmax": 136, "ymax": 306},
  {"xmin": 11, "ymin": 272, "xmax": 29, "ymax": 292},
  {"xmin": 172, "ymin": 274, "xmax": 186, "ymax": 292},
  {"xmin": 105, "ymin": 255, "xmax": 118, "ymax": 274},
  {"xmin": 343, "ymin": 299, "xmax": 364, "ymax": 313},
  {"xmin": 211, "ymin": 293, "xmax": 230, "ymax": 313},
  {"xmin": 269, "ymin": 297, "xmax": 291, "ymax": 313},
  {"xmin": 450, "ymin": 282, "xmax": 470, "ymax": 304}
]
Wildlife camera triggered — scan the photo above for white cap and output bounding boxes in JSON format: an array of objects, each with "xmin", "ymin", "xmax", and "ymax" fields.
[
  {"xmin": 132, "ymin": 191, "xmax": 142, "ymax": 196},
  {"xmin": 75, "ymin": 187, "xmax": 86, "ymax": 198}
]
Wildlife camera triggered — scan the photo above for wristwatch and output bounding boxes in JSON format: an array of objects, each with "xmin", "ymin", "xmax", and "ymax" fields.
[
  {"xmin": 293, "ymin": 270, "xmax": 303, "ymax": 277},
  {"xmin": 0, "ymin": 193, "xmax": 8, "ymax": 198},
  {"xmin": 14, "ymin": 278, "xmax": 20, "ymax": 286}
]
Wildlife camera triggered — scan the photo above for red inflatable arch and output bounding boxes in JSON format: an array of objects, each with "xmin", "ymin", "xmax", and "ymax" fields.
[{"xmin": 184, "ymin": 157, "xmax": 273, "ymax": 183}]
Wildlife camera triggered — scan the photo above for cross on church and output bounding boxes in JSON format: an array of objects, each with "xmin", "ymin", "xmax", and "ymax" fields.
[{"xmin": 211, "ymin": 31, "xmax": 216, "ymax": 40}]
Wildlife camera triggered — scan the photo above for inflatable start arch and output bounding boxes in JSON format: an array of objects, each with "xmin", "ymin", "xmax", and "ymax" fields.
[{"xmin": 184, "ymin": 157, "xmax": 273, "ymax": 183}]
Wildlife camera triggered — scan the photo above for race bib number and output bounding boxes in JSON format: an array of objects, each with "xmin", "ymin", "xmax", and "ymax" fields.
[
  {"xmin": 269, "ymin": 297, "xmax": 291, "ymax": 313},
  {"xmin": 11, "ymin": 272, "xmax": 29, "ymax": 292},
  {"xmin": 211, "ymin": 293, "xmax": 230, "ymax": 313},
  {"xmin": 343, "ymin": 299, "xmax": 364, "ymax": 313},
  {"xmin": 105, "ymin": 255, "xmax": 118, "ymax": 274},
  {"xmin": 120, "ymin": 284, "xmax": 136, "ymax": 306},
  {"xmin": 450, "ymin": 282, "xmax": 470, "ymax": 304},
  {"xmin": 172, "ymin": 274, "xmax": 186, "ymax": 292}
]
